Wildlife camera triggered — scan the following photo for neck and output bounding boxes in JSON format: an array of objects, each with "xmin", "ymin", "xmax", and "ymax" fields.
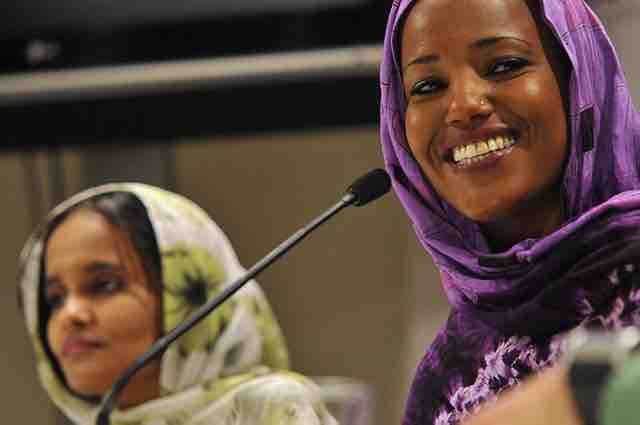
[
  {"xmin": 481, "ymin": 188, "xmax": 565, "ymax": 252},
  {"xmin": 117, "ymin": 361, "xmax": 161, "ymax": 409}
]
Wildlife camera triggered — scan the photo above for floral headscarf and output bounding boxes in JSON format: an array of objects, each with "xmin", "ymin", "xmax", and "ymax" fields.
[{"xmin": 18, "ymin": 183, "xmax": 337, "ymax": 425}]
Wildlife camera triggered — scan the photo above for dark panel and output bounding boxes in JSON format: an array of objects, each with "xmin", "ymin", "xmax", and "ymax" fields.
[
  {"xmin": 1, "ymin": 1, "xmax": 388, "ymax": 73},
  {"xmin": 0, "ymin": 1, "xmax": 388, "ymax": 150},
  {"xmin": 2, "ymin": 75, "xmax": 380, "ymax": 149},
  {"xmin": 2, "ymin": 0, "xmax": 367, "ymax": 35}
]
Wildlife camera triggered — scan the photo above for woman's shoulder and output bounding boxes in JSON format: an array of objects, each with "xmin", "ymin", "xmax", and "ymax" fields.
[
  {"xmin": 584, "ymin": 262, "xmax": 640, "ymax": 329},
  {"xmin": 403, "ymin": 311, "xmax": 491, "ymax": 424},
  {"xmin": 404, "ymin": 311, "xmax": 563, "ymax": 425},
  {"xmin": 233, "ymin": 369, "xmax": 326, "ymax": 401},
  {"xmin": 193, "ymin": 369, "xmax": 337, "ymax": 425}
]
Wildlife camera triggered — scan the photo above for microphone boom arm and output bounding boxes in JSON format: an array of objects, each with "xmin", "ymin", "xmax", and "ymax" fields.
[{"xmin": 96, "ymin": 191, "xmax": 358, "ymax": 425}]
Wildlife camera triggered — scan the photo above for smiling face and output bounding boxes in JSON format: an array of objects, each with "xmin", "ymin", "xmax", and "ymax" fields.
[
  {"xmin": 45, "ymin": 208, "xmax": 162, "ymax": 407},
  {"xmin": 400, "ymin": 0, "xmax": 569, "ymax": 247}
]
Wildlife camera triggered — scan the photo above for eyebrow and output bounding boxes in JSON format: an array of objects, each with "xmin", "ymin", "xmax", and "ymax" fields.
[
  {"xmin": 403, "ymin": 54, "xmax": 439, "ymax": 72},
  {"xmin": 472, "ymin": 36, "xmax": 532, "ymax": 50},
  {"xmin": 44, "ymin": 261, "xmax": 125, "ymax": 288},
  {"xmin": 403, "ymin": 36, "xmax": 532, "ymax": 72},
  {"xmin": 84, "ymin": 261, "xmax": 124, "ymax": 274}
]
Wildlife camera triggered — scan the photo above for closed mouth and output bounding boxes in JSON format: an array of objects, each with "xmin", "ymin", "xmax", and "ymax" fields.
[{"xmin": 62, "ymin": 336, "xmax": 104, "ymax": 357}]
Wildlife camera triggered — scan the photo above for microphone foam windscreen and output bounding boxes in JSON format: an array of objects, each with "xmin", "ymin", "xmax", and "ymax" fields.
[{"xmin": 348, "ymin": 168, "xmax": 391, "ymax": 206}]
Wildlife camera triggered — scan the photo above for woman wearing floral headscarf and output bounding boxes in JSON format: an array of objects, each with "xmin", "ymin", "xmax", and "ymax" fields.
[
  {"xmin": 18, "ymin": 183, "xmax": 337, "ymax": 425},
  {"xmin": 380, "ymin": 0, "xmax": 640, "ymax": 424}
]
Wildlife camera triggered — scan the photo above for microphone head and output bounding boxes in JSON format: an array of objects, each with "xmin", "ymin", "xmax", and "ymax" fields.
[{"xmin": 346, "ymin": 168, "xmax": 391, "ymax": 206}]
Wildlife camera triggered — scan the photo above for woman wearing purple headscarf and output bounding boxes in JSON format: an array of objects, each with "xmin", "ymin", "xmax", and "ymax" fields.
[{"xmin": 379, "ymin": 0, "xmax": 640, "ymax": 424}]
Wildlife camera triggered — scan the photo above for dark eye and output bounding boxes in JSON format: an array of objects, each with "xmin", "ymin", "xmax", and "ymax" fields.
[
  {"xmin": 45, "ymin": 293, "xmax": 65, "ymax": 311},
  {"xmin": 91, "ymin": 278, "xmax": 123, "ymax": 294},
  {"xmin": 488, "ymin": 58, "xmax": 529, "ymax": 77},
  {"xmin": 410, "ymin": 78, "xmax": 447, "ymax": 96}
]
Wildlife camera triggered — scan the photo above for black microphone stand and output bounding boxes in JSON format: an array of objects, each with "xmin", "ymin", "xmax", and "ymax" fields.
[{"xmin": 96, "ymin": 169, "xmax": 390, "ymax": 425}]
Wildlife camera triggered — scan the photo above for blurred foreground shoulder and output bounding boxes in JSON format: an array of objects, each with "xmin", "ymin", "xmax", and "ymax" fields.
[{"xmin": 192, "ymin": 369, "xmax": 338, "ymax": 425}]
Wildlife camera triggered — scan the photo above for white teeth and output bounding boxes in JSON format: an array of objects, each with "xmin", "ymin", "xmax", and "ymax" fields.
[
  {"xmin": 452, "ymin": 136, "xmax": 516, "ymax": 163},
  {"xmin": 466, "ymin": 144, "xmax": 476, "ymax": 157}
]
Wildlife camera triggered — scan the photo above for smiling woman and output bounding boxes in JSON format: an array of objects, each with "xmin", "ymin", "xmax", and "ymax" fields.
[
  {"xmin": 18, "ymin": 184, "xmax": 337, "ymax": 425},
  {"xmin": 379, "ymin": 0, "xmax": 640, "ymax": 424},
  {"xmin": 400, "ymin": 0, "xmax": 569, "ymax": 250}
]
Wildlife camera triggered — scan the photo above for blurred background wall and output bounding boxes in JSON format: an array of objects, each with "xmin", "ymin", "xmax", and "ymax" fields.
[{"xmin": 0, "ymin": 1, "xmax": 638, "ymax": 425}]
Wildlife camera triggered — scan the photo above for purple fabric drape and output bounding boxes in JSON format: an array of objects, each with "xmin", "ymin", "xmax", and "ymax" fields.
[{"xmin": 379, "ymin": 0, "xmax": 640, "ymax": 423}]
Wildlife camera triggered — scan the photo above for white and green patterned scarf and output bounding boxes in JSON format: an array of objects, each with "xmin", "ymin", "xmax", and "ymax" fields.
[{"xmin": 18, "ymin": 183, "xmax": 337, "ymax": 425}]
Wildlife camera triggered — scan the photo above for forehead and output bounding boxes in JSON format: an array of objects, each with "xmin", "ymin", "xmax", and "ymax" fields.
[
  {"xmin": 45, "ymin": 209, "xmax": 133, "ymax": 273},
  {"xmin": 400, "ymin": 0, "xmax": 537, "ymax": 59}
]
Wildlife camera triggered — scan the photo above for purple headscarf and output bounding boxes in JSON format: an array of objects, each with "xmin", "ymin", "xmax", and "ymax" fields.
[{"xmin": 380, "ymin": 0, "xmax": 640, "ymax": 423}]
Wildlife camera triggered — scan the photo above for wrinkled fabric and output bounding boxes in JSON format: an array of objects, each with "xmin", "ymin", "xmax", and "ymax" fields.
[
  {"xmin": 379, "ymin": 0, "xmax": 640, "ymax": 424},
  {"xmin": 18, "ymin": 183, "xmax": 337, "ymax": 425}
]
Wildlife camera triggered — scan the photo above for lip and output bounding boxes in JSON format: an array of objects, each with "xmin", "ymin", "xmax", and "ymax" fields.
[
  {"xmin": 61, "ymin": 335, "xmax": 104, "ymax": 357},
  {"xmin": 440, "ymin": 126, "xmax": 520, "ymax": 161}
]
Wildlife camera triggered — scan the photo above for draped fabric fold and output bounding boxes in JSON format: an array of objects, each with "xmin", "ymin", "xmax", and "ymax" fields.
[{"xmin": 379, "ymin": 1, "xmax": 640, "ymax": 423}]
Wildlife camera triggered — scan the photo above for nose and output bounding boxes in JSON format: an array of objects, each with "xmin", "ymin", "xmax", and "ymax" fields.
[
  {"xmin": 445, "ymin": 74, "xmax": 493, "ymax": 130},
  {"xmin": 60, "ymin": 295, "xmax": 94, "ymax": 329}
]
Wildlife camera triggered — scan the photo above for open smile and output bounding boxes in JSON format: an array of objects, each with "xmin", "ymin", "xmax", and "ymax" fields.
[{"xmin": 447, "ymin": 133, "xmax": 520, "ymax": 168}]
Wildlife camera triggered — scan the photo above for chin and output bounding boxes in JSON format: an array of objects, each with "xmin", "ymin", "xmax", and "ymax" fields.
[
  {"xmin": 459, "ymin": 201, "xmax": 514, "ymax": 225},
  {"xmin": 65, "ymin": 374, "xmax": 110, "ymax": 399}
]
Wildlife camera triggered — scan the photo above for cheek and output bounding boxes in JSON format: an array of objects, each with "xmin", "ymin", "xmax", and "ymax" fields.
[
  {"xmin": 541, "ymin": 78, "xmax": 568, "ymax": 141},
  {"xmin": 522, "ymin": 70, "xmax": 567, "ymax": 126},
  {"xmin": 405, "ymin": 106, "xmax": 436, "ymax": 159},
  {"xmin": 503, "ymin": 72, "xmax": 567, "ymax": 144},
  {"xmin": 102, "ymin": 295, "xmax": 161, "ymax": 345},
  {"xmin": 47, "ymin": 316, "xmax": 64, "ymax": 356},
  {"xmin": 524, "ymin": 74, "xmax": 568, "ymax": 158},
  {"xmin": 521, "ymin": 76, "xmax": 545, "ymax": 99}
]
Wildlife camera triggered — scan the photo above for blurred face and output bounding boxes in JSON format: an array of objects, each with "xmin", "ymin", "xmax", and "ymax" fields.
[
  {"xmin": 45, "ymin": 208, "xmax": 161, "ymax": 407},
  {"xmin": 401, "ymin": 0, "xmax": 569, "ymax": 244}
]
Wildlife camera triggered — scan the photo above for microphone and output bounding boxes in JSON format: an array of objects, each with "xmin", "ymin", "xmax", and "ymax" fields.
[
  {"xmin": 344, "ymin": 168, "xmax": 391, "ymax": 206},
  {"xmin": 96, "ymin": 168, "xmax": 391, "ymax": 425}
]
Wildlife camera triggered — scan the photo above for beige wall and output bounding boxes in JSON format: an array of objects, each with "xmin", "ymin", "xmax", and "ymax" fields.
[
  {"xmin": 590, "ymin": 0, "xmax": 640, "ymax": 103},
  {"xmin": 0, "ymin": 152, "xmax": 63, "ymax": 424}
]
